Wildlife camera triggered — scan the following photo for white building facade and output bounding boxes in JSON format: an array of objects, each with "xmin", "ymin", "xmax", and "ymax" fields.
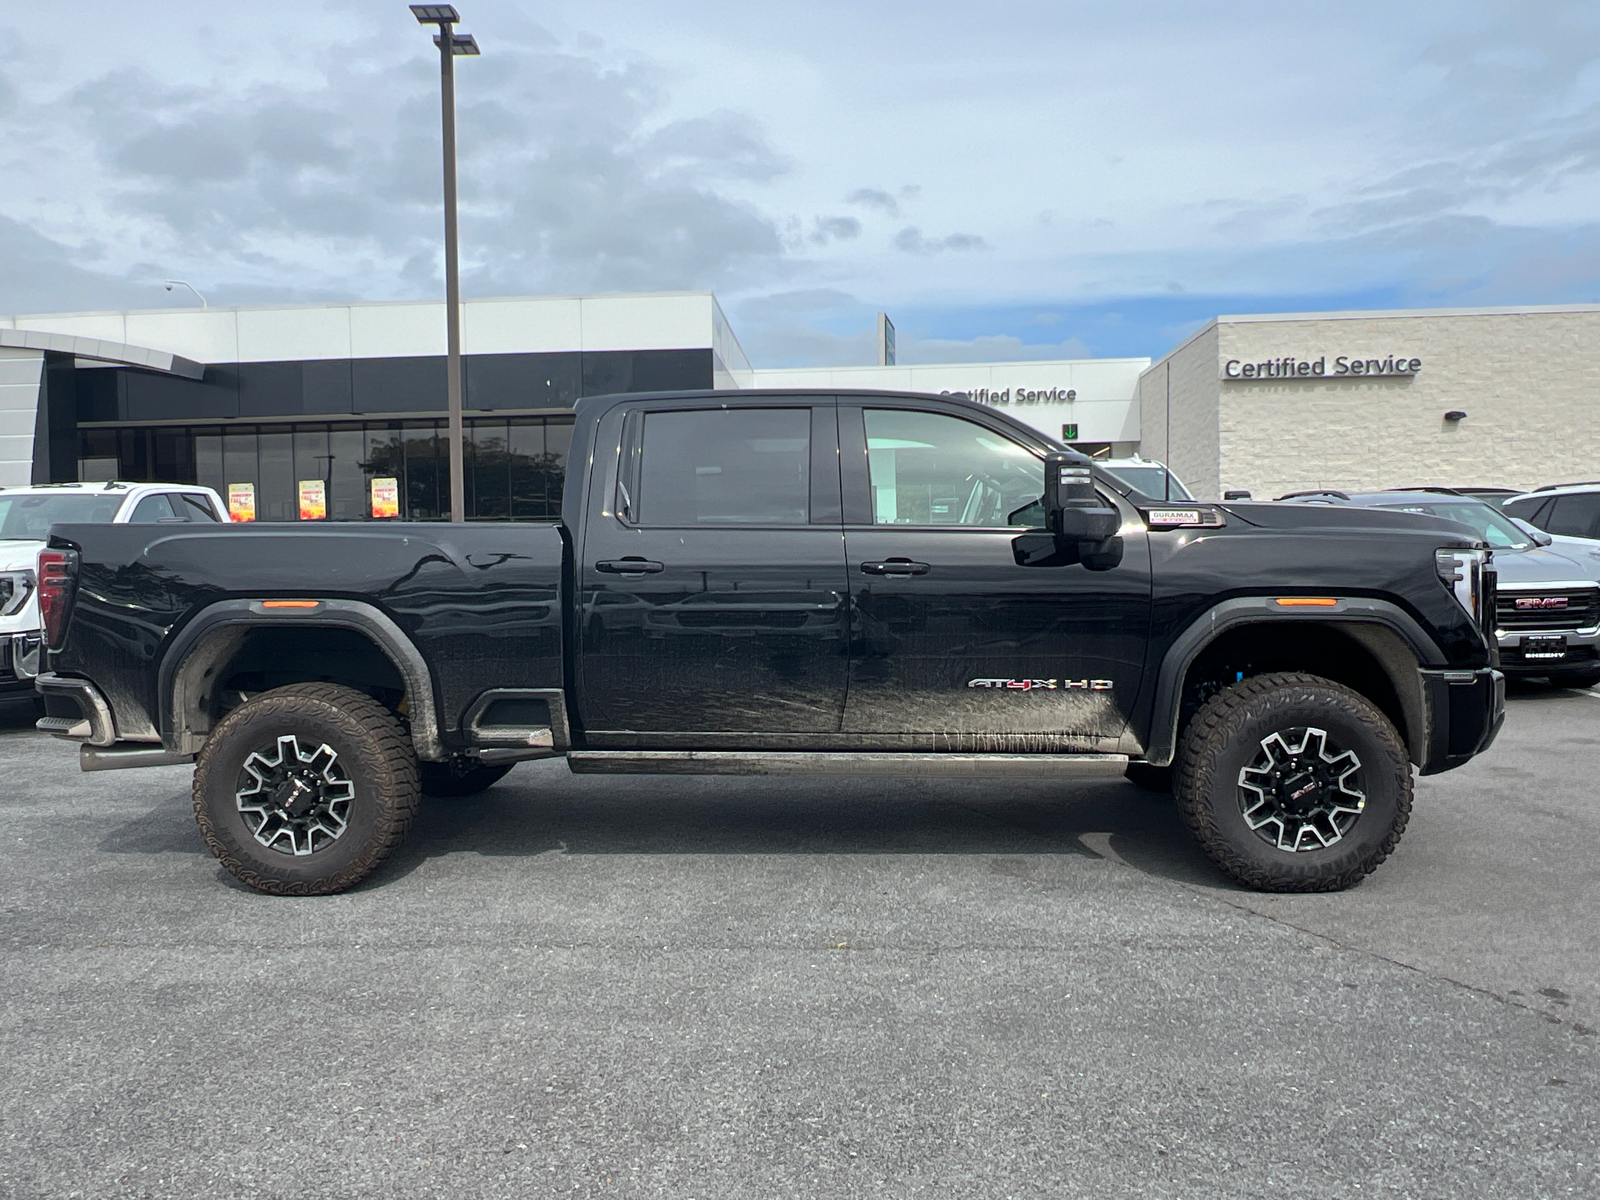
[{"xmin": 1138, "ymin": 304, "xmax": 1600, "ymax": 500}]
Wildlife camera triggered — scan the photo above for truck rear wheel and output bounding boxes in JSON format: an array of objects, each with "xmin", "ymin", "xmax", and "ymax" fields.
[
  {"xmin": 1174, "ymin": 672, "xmax": 1411, "ymax": 893},
  {"xmin": 192, "ymin": 683, "xmax": 419, "ymax": 896}
]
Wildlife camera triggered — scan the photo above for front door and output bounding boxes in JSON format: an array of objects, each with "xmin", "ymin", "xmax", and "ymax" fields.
[
  {"xmin": 839, "ymin": 402, "xmax": 1151, "ymax": 748},
  {"xmin": 577, "ymin": 401, "xmax": 849, "ymax": 736}
]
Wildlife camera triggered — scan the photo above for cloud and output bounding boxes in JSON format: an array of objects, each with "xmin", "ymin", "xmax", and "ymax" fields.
[
  {"xmin": 0, "ymin": 26, "xmax": 794, "ymax": 310},
  {"xmin": 809, "ymin": 215, "xmax": 861, "ymax": 244},
  {"xmin": 846, "ymin": 187, "xmax": 899, "ymax": 217},
  {"xmin": 893, "ymin": 226, "xmax": 987, "ymax": 255},
  {"xmin": 0, "ymin": 214, "xmax": 180, "ymax": 315}
]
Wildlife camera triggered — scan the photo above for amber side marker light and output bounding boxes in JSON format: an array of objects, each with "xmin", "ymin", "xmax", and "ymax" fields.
[
  {"xmin": 1274, "ymin": 597, "xmax": 1339, "ymax": 607},
  {"xmin": 261, "ymin": 600, "xmax": 321, "ymax": 609}
]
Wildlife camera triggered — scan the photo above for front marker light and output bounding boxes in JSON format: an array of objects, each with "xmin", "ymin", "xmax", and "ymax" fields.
[{"xmin": 1436, "ymin": 548, "xmax": 1490, "ymax": 624}]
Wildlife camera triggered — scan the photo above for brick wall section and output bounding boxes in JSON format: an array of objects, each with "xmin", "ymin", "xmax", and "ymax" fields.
[{"xmin": 1138, "ymin": 324, "xmax": 1220, "ymax": 498}]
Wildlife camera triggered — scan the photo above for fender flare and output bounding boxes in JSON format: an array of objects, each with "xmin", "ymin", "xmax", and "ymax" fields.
[
  {"xmin": 158, "ymin": 598, "xmax": 445, "ymax": 760},
  {"xmin": 1142, "ymin": 595, "xmax": 1444, "ymax": 767}
]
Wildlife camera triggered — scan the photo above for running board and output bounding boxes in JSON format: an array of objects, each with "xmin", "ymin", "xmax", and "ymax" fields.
[{"xmin": 566, "ymin": 751, "xmax": 1130, "ymax": 779}]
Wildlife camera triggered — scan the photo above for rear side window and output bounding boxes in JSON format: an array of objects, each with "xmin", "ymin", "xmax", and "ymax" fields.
[
  {"xmin": 1545, "ymin": 493, "xmax": 1600, "ymax": 538},
  {"xmin": 635, "ymin": 408, "xmax": 810, "ymax": 526},
  {"xmin": 176, "ymin": 493, "xmax": 222, "ymax": 522}
]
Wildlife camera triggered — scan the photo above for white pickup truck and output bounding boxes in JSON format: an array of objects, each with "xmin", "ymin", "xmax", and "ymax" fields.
[{"xmin": 0, "ymin": 481, "xmax": 227, "ymax": 700}]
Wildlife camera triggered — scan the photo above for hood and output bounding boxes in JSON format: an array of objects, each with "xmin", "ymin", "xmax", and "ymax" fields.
[
  {"xmin": 0, "ymin": 538, "xmax": 41, "ymax": 572},
  {"xmin": 1492, "ymin": 543, "xmax": 1600, "ymax": 586}
]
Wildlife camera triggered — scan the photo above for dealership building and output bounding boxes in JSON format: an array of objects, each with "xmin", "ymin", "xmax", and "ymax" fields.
[
  {"xmin": 1136, "ymin": 303, "xmax": 1600, "ymax": 500},
  {"xmin": 0, "ymin": 293, "xmax": 1594, "ymax": 513}
]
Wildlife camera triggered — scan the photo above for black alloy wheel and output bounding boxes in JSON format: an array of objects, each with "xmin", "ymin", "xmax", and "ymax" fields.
[
  {"xmin": 1236, "ymin": 726, "xmax": 1365, "ymax": 852},
  {"xmin": 1174, "ymin": 672, "xmax": 1411, "ymax": 892},
  {"xmin": 192, "ymin": 682, "xmax": 419, "ymax": 895}
]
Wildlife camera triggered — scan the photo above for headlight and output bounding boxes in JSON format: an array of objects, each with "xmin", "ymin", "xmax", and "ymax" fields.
[
  {"xmin": 1436, "ymin": 548, "xmax": 1490, "ymax": 625},
  {"xmin": 0, "ymin": 570, "xmax": 35, "ymax": 618}
]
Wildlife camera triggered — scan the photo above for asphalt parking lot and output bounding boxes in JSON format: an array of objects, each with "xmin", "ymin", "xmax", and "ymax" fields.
[{"xmin": 1, "ymin": 685, "xmax": 1597, "ymax": 1200}]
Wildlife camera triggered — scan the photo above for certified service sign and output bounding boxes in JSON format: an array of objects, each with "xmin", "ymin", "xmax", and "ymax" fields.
[{"xmin": 1223, "ymin": 355, "xmax": 1422, "ymax": 380}]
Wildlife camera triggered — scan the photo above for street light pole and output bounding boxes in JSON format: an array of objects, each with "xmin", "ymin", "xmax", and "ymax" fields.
[{"xmin": 411, "ymin": 5, "xmax": 480, "ymax": 523}]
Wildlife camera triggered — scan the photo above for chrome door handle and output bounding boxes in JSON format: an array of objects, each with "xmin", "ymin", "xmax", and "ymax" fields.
[
  {"xmin": 860, "ymin": 559, "xmax": 930, "ymax": 576},
  {"xmin": 596, "ymin": 558, "xmax": 664, "ymax": 574}
]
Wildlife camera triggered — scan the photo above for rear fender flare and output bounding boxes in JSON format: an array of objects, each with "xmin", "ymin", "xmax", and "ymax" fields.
[
  {"xmin": 158, "ymin": 598, "xmax": 445, "ymax": 760},
  {"xmin": 1143, "ymin": 596, "xmax": 1442, "ymax": 767}
]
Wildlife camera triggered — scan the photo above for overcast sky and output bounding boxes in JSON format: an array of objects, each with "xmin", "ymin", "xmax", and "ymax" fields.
[{"xmin": 2, "ymin": 1, "xmax": 1598, "ymax": 365}]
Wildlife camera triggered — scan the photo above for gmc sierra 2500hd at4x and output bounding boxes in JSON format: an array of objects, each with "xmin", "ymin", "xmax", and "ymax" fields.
[{"xmin": 33, "ymin": 389, "xmax": 1503, "ymax": 895}]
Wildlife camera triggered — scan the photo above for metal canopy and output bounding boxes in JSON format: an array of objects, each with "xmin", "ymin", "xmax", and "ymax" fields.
[{"xmin": 0, "ymin": 328, "xmax": 206, "ymax": 379}]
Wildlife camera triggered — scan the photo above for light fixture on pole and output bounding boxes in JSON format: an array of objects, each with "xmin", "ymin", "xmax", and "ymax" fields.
[
  {"xmin": 164, "ymin": 280, "xmax": 208, "ymax": 307},
  {"xmin": 410, "ymin": 3, "xmax": 480, "ymax": 523}
]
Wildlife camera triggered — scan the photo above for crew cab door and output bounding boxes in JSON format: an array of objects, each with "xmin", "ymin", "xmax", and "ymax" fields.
[
  {"xmin": 577, "ymin": 399, "xmax": 849, "ymax": 736},
  {"xmin": 839, "ymin": 401, "xmax": 1151, "ymax": 746}
]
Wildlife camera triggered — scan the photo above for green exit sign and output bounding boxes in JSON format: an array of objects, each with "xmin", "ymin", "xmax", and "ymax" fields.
[{"xmin": 1062, "ymin": 423, "xmax": 1079, "ymax": 441}]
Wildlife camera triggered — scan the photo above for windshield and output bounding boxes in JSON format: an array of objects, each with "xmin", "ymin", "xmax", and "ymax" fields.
[
  {"xmin": 1375, "ymin": 498, "xmax": 1533, "ymax": 550},
  {"xmin": 1101, "ymin": 464, "xmax": 1193, "ymax": 501},
  {"xmin": 0, "ymin": 493, "xmax": 124, "ymax": 540}
]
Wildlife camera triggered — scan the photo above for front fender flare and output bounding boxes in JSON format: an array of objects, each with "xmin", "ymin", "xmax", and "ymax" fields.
[{"xmin": 1142, "ymin": 596, "xmax": 1443, "ymax": 767}]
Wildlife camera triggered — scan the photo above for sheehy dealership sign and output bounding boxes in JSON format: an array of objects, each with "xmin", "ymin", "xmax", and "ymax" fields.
[{"xmin": 1223, "ymin": 355, "xmax": 1422, "ymax": 380}]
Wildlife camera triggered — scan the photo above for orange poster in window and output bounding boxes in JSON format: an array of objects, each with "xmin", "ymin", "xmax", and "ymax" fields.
[
  {"xmin": 227, "ymin": 483, "xmax": 256, "ymax": 522},
  {"xmin": 370, "ymin": 477, "xmax": 400, "ymax": 519},
  {"xmin": 298, "ymin": 479, "xmax": 327, "ymax": 521}
]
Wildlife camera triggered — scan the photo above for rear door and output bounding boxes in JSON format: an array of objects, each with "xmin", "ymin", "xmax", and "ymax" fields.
[
  {"xmin": 839, "ymin": 400, "xmax": 1152, "ymax": 747},
  {"xmin": 576, "ymin": 399, "xmax": 850, "ymax": 736}
]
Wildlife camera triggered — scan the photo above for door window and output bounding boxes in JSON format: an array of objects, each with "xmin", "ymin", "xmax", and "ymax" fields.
[
  {"xmin": 863, "ymin": 409, "xmax": 1043, "ymax": 527},
  {"xmin": 128, "ymin": 494, "xmax": 178, "ymax": 523},
  {"xmin": 1545, "ymin": 493, "xmax": 1600, "ymax": 538},
  {"xmin": 636, "ymin": 408, "xmax": 810, "ymax": 527}
]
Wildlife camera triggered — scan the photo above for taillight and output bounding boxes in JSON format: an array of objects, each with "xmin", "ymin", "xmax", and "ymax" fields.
[{"xmin": 36, "ymin": 549, "xmax": 77, "ymax": 649}]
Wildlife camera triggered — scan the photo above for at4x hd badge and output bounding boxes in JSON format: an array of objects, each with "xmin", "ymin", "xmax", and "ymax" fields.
[{"xmin": 967, "ymin": 678, "xmax": 1113, "ymax": 690}]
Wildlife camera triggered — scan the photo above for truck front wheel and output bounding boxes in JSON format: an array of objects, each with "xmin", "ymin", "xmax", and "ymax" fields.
[
  {"xmin": 1174, "ymin": 672, "xmax": 1411, "ymax": 892},
  {"xmin": 192, "ymin": 683, "xmax": 420, "ymax": 895}
]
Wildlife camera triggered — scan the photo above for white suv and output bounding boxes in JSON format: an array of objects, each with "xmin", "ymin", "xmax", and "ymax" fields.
[
  {"xmin": 1503, "ymin": 484, "xmax": 1600, "ymax": 573},
  {"xmin": 0, "ymin": 482, "xmax": 228, "ymax": 699}
]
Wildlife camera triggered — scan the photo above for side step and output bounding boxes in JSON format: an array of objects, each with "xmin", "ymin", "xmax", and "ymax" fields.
[
  {"xmin": 80, "ymin": 745, "xmax": 195, "ymax": 772},
  {"xmin": 566, "ymin": 751, "xmax": 1130, "ymax": 779}
]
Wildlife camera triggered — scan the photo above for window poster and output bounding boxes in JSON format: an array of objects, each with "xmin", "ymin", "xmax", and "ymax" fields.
[
  {"xmin": 370, "ymin": 477, "xmax": 400, "ymax": 519},
  {"xmin": 227, "ymin": 483, "xmax": 256, "ymax": 523},
  {"xmin": 298, "ymin": 479, "xmax": 327, "ymax": 521}
]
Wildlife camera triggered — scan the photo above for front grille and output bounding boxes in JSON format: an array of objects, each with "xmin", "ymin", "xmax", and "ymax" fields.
[{"xmin": 1496, "ymin": 586, "xmax": 1600, "ymax": 631}]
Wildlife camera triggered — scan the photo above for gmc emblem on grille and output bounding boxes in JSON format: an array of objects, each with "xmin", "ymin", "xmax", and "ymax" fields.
[{"xmin": 1514, "ymin": 596, "xmax": 1569, "ymax": 610}]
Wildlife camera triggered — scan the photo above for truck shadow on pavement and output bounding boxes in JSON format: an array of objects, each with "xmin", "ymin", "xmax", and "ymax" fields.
[{"xmin": 101, "ymin": 764, "xmax": 1235, "ymax": 892}]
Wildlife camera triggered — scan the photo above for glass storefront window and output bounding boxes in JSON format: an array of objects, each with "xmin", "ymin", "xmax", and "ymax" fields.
[
  {"xmin": 79, "ymin": 416, "xmax": 573, "ymax": 521},
  {"xmin": 328, "ymin": 426, "xmax": 366, "ymax": 520}
]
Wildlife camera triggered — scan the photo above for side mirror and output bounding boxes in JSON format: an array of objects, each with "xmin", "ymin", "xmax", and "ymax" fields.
[
  {"xmin": 1511, "ymin": 516, "xmax": 1553, "ymax": 547},
  {"xmin": 1223, "ymin": 489, "xmax": 1252, "ymax": 501},
  {"xmin": 1043, "ymin": 452, "xmax": 1121, "ymax": 542}
]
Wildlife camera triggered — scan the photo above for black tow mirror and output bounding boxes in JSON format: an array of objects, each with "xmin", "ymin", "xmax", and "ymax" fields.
[{"xmin": 1043, "ymin": 452, "xmax": 1121, "ymax": 543}]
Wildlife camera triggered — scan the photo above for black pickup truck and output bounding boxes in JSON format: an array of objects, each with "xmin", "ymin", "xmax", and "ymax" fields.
[{"xmin": 34, "ymin": 389, "xmax": 1504, "ymax": 896}]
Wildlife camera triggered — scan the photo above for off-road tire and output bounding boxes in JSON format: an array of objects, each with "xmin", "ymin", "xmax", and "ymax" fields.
[
  {"xmin": 1174, "ymin": 672, "xmax": 1411, "ymax": 893},
  {"xmin": 1550, "ymin": 669, "xmax": 1600, "ymax": 690},
  {"xmin": 192, "ymin": 683, "xmax": 419, "ymax": 896},
  {"xmin": 1123, "ymin": 762, "xmax": 1173, "ymax": 795},
  {"xmin": 419, "ymin": 759, "xmax": 513, "ymax": 798}
]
